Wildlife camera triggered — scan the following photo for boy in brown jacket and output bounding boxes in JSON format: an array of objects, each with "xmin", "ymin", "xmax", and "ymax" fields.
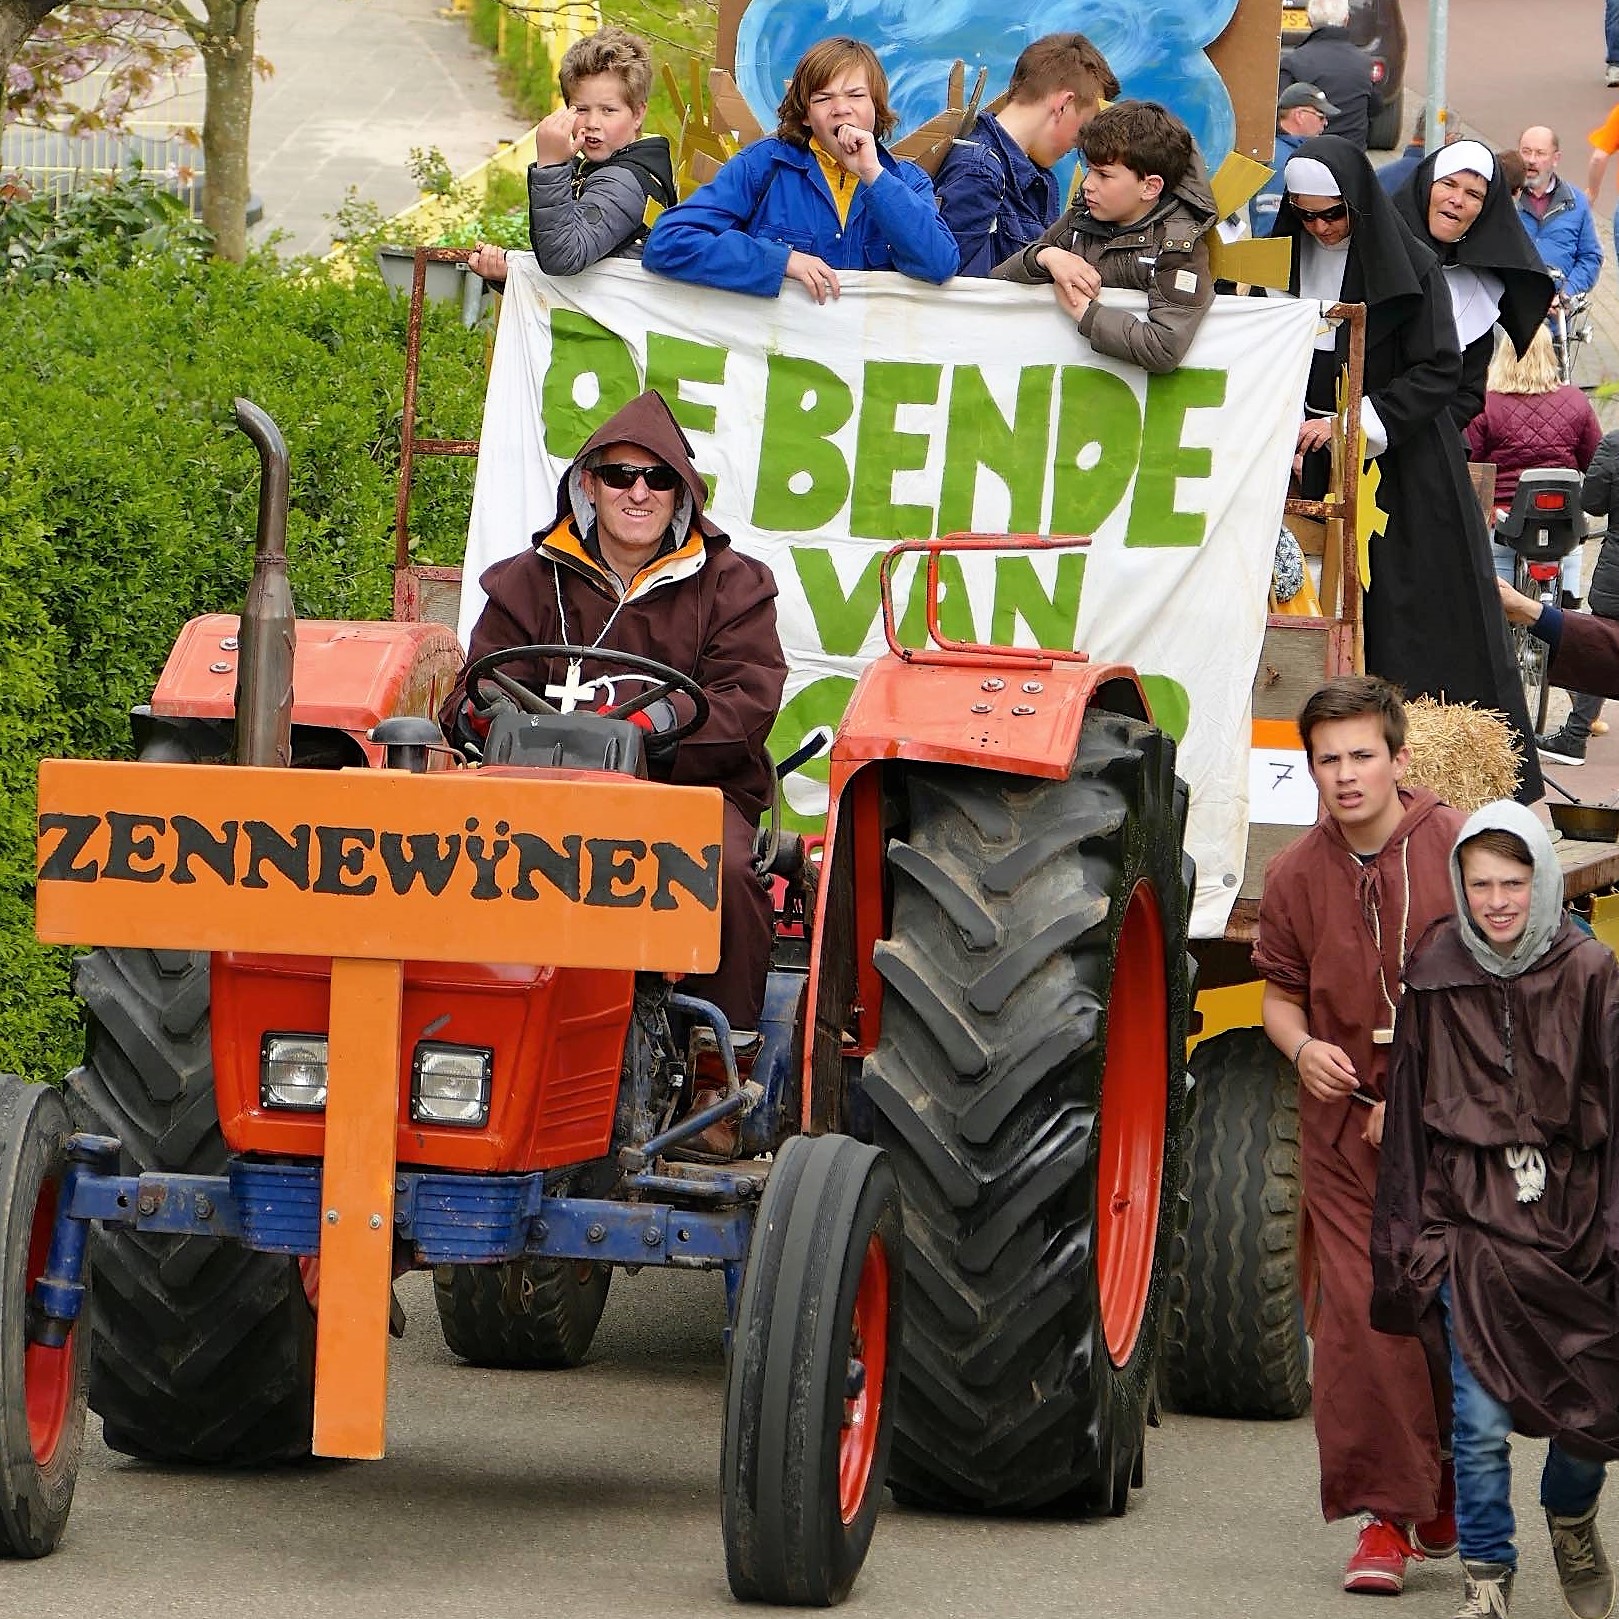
[{"xmin": 993, "ymin": 99, "xmax": 1216, "ymax": 373}]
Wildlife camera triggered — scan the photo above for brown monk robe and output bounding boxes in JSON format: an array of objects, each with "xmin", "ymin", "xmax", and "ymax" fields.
[
  {"xmin": 443, "ymin": 390, "xmax": 787, "ymax": 1029},
  {"xmin": 1254, "ymin": 785, "xmax": 1464, "ymax": 1522},
  {"xmin": 1373, "ymin": 833, "xmax": 1619, "ymax": 1460}
]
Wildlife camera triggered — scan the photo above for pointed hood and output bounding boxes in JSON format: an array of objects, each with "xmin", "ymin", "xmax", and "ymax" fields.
[
  {"xmin": 550, "ymin": 388, "xmax": 723, "ymax": 546},
  {"xmin": 1448, "ymin": 799, "xmax": 1564, "ymax": 979},
  {"xmin": 1275, "ymin": 134, "xmax": 1437, "ymax": 346},
  {"xmin": 532, "ymin": 389, "xmax": 733, "ymax": 603},
  {"xmin": 1392, "ymin": 141, "xmax": 1553, "ymax": 357}
]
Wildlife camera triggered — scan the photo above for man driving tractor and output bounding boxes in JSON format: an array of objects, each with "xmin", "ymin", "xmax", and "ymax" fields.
[{"xmin": 442, "ymin": 389, "xmax": 787, "ymax": 1033}]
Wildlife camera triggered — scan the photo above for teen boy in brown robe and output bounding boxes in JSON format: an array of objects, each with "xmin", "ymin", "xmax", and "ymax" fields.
[
  {"xmin": 1253, "ymin": 676, "xmax": 1464, "ymax": 1594},
  {"xmin": 1373, "ymin": 802, "xmax": 1619, "ymax": 1619}
]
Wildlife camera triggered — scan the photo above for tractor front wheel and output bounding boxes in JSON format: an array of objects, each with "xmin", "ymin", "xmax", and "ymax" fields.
[
  {"xmin": 722, "ymin": 1132, "xmax": 902, "ymax": 1606},
  {"xmin": 0, "ymin": 1077, "xmax": 88, "ymax": 1558},
  {"xmin": 433, "ymin": 1258, "xmax": 611, "ymax": 1368},
  {"xmin": 864, "ymin": 711, "xmax": 1191, "ymax": 1512}
]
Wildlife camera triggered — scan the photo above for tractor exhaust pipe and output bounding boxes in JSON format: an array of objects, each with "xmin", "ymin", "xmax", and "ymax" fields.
[{"xmin": 231, "ymin": 398, "xmax": 295, "ymax": 768}]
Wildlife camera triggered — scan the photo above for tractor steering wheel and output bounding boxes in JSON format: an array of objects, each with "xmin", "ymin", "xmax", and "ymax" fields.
[{"xmin": 461, "ymin": 643, "xmax": 710, "ymax": 744}]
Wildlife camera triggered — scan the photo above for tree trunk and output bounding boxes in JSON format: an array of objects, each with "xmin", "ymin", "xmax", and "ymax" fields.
[
  {"xmin": 0, "ymin": 0, "xmax": 65, "ymax": 118},
  {"xmin": 197, "ymin": 0, "xmax": 256, "ymax": 263}
]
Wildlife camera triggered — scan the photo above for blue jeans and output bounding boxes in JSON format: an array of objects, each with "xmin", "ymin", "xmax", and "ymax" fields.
[
  {"xmin": 1441, "ymin": 1281, "xmax": 1607, "ymax": 1567},
  {"xmin": 1608, "ymin": 0, "xmax": 1619, "ymax": 63}
]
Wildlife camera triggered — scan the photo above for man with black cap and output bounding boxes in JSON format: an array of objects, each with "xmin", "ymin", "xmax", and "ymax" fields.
[
  {"xmin": 1272, "ymin": 136, "xmax": 1544, "ymax": 806},
  {"xmin": 1252, "ymin": 82, "xmax": 1342, "ymax": 236},
  {"xmin": 442, "ymin": 388, "xmax": 788, "ymax": 1038}
]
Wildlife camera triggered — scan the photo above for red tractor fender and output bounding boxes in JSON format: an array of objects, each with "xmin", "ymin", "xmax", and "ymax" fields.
[
  {"xmin": 149, "ymin": 613, "xmax": 463, "ymax": 766},
  {"xmin": 798, "ymin": 536, "xmax": 1155, "ymax": 1133}
]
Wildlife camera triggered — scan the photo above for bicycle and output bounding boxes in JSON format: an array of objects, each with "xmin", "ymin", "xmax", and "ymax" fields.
[{"xmin": 1494, "ymin": 467, "xmax": 1587, "ymax": 731}]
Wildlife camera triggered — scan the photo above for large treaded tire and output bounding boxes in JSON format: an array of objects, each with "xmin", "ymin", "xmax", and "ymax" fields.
[
  {"xmin": 433, "ymin": 1258, "xmax": 611, "ymax": 1368},
  {"xmin": 63, "ymin": 947, "xmax": 316, "ymax": 1465},
  {"xmin": 863, "ymin": 710, "xmax": 1191, "ymax": 1513},
  {"xmin": 1163, "ymin": 1028, "xmax": 1310, "ymax": 1420}
]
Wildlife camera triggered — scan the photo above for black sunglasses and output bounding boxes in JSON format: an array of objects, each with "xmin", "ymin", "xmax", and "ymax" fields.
[
  {"xmin": 1289, "ymin": 200, "xmax": 1348, "ymax": 224},
  {"xmin": 592, "ymin": 461, "xmax": 682, "ymax": 492}
]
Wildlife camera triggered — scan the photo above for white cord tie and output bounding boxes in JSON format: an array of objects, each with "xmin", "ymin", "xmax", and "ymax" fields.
[{"xmin": 1505, "ymin": 1144, "xmax": 1546, "ymax": 1203}]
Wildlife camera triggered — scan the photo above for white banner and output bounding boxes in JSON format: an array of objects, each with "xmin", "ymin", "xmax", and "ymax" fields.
[{"xmin": 461, "ymin": 258, "xmax": 1317, "ymax": 937}]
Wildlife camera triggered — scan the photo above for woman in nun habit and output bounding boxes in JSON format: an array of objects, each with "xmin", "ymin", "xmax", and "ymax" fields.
[
  {"xmin": 1392, "ymin": 139, "xmax": 1554, "ymax": 429},
  {"xmin": 1273, "ymin": 135, "xmax": 1544, "ymax": 803}
]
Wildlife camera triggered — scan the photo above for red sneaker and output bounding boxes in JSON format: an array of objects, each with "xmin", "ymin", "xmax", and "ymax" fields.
[
  {"xmin": 1413, "ymin": 1458, "xmax": 1459, "ymax": 1559},
  {"xmin": 1344, "ymin": 1517, "xmax": 1417, "ymax": 1595}
]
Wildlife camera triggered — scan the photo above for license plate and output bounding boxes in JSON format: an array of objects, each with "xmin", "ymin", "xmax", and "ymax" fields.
[{"xmin": 1281, "ymin": 9, "xmax": 1312, "ymax": 27}]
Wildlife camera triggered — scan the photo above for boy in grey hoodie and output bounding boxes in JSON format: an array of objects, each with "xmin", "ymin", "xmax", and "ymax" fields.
[{"xmin": 470, "ymin": 26, "xmax": 676, "ymax": 285}]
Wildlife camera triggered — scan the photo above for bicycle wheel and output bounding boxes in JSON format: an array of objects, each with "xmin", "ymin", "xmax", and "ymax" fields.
[{"xmin": 1513, "ymin": 558, "xmax": 1553, "ymax": 734}]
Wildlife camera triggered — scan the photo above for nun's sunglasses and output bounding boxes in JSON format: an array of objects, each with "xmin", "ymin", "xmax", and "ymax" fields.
[
  {"xmin": 592, "ymin": 461, "xmax": 683, "ymax": 492},
  {"xmin": 1289, "ymin": 200, "xmax": 1348, "ymax": 223}
]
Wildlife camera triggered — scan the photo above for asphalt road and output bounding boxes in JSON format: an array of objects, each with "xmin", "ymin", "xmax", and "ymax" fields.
[{"xmin": 4, "ymin": 1267, "xmax": 1607, "ymax": 1619}]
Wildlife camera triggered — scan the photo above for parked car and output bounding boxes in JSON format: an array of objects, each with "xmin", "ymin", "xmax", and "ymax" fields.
[{"xmin": 1281, "ymin": 0, "xmax": 1407, "ymax": 150}]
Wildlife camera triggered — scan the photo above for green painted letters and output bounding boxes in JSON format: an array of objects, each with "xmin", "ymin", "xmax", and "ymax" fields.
[
  {"xmin": 752, "ymin": 356, "xmax": 854, "ymax": 530},
  {"xmin": 937, "ymin": 365, "xmax": 1054, "ymax": 535},
  {"xmin": 540, "ymin": 309, "xmax": 642, "ymax": 459},
  {"xmin": 989, "ymin": 554, "xmax": 1085, "ymax": 650},
  {"xmin": 791, "ymin": 547, "xmax": 887, "ymax": 657},
  {"xmin": 1049, "ymin": 367, "xmax": 1141, "ymax": 535},
  {"xmin": 850, "ymin": 361, "xmax": 941, "ymax": 541},
  {"xmin": 1125, "ymin": 367, "xmax": 1228, "ymax": 548}
]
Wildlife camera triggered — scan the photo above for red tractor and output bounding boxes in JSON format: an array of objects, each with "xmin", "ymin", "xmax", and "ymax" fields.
[{"xmin": 6, "ymin": 404, "xmax": 1190, "ymax": 1601}]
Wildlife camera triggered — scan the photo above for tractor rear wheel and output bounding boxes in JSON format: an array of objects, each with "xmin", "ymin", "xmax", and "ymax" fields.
[
  {"xmin": 433, "ymin": 1258, "xmax": 612, "ymax": 1368},
  {"xmin": 1163, "ymin": 1028, "xmax": 1311, "ymax": 1419},
  {"xmin": 0, "ymin": 1077, "xmax": 88, "ymax": 1558},
  {"xmin": 63, "ymin": 947, "xmax": 316, "ymax": 1465},
  {"xmin": 864, "ymin": 712, "xmax": 1191, "ymax": 1512},
  {"xmin": 722, "ymin": 1132, "xmax": 902, "ymax": 1606}
]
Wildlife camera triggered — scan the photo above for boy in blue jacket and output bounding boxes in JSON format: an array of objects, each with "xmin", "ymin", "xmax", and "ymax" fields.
[
  {"xmin": 641, "ymin": 35, "xmax": 958, "ymax": 302},
  {"xmin": 933, "ymin": 32, "xmax": 1118, "ymax": 278}
]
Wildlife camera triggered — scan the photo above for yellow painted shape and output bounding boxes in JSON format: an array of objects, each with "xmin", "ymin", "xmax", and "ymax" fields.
[
  {"xmin": 1189, "ymin": 981, "xmax": 1265, "ymax": 1056},
  {"xmin": 1211, "ymin": 151, "xmax": 1272, "ymax": 220},
  {"xmin": 1591, "ymin": 892, "xmax": 1619, "ymax": 954},
  {"xmin": 1208, "ymin": 234, "xmax": 1293, "ymax": 291},
  {"xmin": 1358, "ymin": 450, "xmax": 1386, "ymax": 589},
  {"xmin": 312, "ymin": 957, "xmax": 402, "ymax": 1459}
]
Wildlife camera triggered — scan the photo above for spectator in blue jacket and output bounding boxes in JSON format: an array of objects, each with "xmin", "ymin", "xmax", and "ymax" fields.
[
  {"xmin": 933, "ymin": 32, "xmax": 1118, "ymax": 278},
  {"xmin": 1516, "ymin": 125, "xmax": 1604, "ymax": 298},
  {"xmin": 1252, "ymin": 83, "xmax": 1339, "ymax": 236},
  {"xmin": 641, "ymin": 36, "xmax": 958, "ymax": 301}
]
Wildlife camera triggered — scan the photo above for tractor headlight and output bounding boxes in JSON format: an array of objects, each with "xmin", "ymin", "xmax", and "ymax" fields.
[
  {"xmin": 410, "ymin": 1043, "xmax": 492, "ymax": 1127},
  {"xmin": 261, "ymin": 1034, "xmax": 329, "ymax": 1111}
]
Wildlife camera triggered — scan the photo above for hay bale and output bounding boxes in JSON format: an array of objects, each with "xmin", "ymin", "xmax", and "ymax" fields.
[{"xmin": 1402, "ymin": 696, "xmax": 1521, "ymax": 813}]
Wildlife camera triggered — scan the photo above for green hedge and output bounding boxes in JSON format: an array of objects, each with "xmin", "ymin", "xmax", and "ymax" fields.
[{"xmin": 0, "ymin": 254, "xmax": 486, "ymax": 1085}]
